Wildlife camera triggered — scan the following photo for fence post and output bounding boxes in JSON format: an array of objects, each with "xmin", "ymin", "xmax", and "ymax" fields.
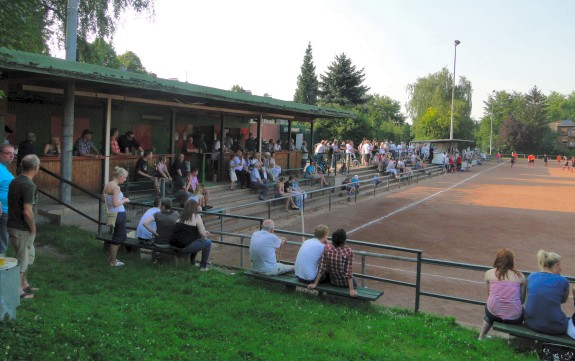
[
  {"xmin": 240, "ymin": 236, "xmax": 245, "ymax": 268},
  {"xmin": 160, "ymin": 178, "xmax": 166, "ymax": 198},
  {"xmin": 267, "ymin": 200, "xmax": 271, "ymax": 219},
  {"xmin": 361, "ymin": 253, "xmax": 366, "ymax": 288},
  {"xmin": 415, "ymin": 251, "xmax": 422, "ymax": 313},
  {"xmin": 328, "ymin": 189, "xmax": 332, "ymax": 211}
]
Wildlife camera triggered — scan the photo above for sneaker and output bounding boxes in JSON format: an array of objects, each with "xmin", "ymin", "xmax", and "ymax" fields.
[
  {"xmin": 285, "ymin": 209, "xmax": 292, "ymax": 213},
  {"xmin": 258, "ymin": 195, "xmax": 265, "ymax": 200},
  {"xmin": 111, "ymin": 260, "xmax": 125, "ymax": 267},
  {"xmin": 200, "ymin": 266, "xmax": 209, "ymax": 272},
  {"xmin": 291, "ymin": 206, "xmax": 300, "ymax": 210}
]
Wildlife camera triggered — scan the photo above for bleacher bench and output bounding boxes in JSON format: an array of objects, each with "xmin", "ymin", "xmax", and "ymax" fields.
[
  {"xmin": 96, "ymin": 234, "xmax": 183, "ymax": 257},
  {"xmin": 244, "ymin": 271, "xmax": 384, "ymax": 302},
  {"xmin": 493, "ymin": 322, "xmax": 575, "ymax": 348}
]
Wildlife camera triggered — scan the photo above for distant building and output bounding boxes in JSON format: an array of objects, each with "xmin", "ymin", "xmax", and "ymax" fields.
[{"xmin": 549, "ymin": 120, "xmax": 575, "ymax": 149}]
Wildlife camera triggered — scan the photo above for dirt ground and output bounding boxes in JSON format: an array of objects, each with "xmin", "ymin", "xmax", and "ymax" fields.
[{"xmin": 247, "ymin": 160, "xmax": 575, "ymax": 331}]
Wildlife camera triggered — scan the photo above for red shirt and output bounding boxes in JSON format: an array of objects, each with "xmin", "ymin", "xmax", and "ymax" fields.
[
  {"xmin": 111, "ymin": 137, "xmax": 121, "ymax": 155},
  {"xmin": 317, "ymin": 244, "xmax": 354, "ymax": 287}
]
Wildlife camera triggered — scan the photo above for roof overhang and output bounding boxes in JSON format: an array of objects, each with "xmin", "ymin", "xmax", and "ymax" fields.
[{"xmin": 0, "ymin": 47, "xmax": 353, "ymax": 121}]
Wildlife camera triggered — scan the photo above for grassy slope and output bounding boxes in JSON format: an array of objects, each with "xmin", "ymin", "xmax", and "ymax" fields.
[{"xmin": 1, "ymin": 224, "xmax": 537, "ymax": 361}]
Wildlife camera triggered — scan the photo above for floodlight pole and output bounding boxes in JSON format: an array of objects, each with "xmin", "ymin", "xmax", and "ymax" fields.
[{"xmin": 449, "ymin": 40, "xmax": 461, "ymax": 140}]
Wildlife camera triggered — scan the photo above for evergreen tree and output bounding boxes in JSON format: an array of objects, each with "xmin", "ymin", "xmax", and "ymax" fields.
[
  {"xmin": 319, "ymin": 53, "xmax": 370, "ymax": 106},
  {"xmin": 293, "ymin": 42, "xmax": 319, "ymax": 105}
]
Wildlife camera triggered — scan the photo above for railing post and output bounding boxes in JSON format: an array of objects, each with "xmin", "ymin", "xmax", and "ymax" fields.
[
  {"xmin": 240, "ymin": 236, "xmax": 245, "ymax": 268},
  {"xmin": 160, "ymin": 178, "xmax": 166, "ymax": 198},
  {"xmin": 415, "ymin": 251, "xmax": 422, "ymax": 313},
  {"xmin": 328, "ymin": 189, "xmax": 332, "ymax": 211},
  {"xmin": 387, "ymin": 177, "xmax": 390, "ymax": 191},
  {"xmin": 267, "ymin": 200, "xmax": 271, "ymax": 219},
  {"xmin": 361, "ymin": 253, "xmax": 366, "ymax": 288}
]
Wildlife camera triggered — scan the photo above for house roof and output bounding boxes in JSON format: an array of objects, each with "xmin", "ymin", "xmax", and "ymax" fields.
[{"xmin": 0, "ymin": 47, "xmax": 353, "ymax": 119}]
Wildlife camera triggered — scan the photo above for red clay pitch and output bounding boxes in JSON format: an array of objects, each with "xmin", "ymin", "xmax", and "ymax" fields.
[{"xmin": 276, "ymin": 160, "xmax": 575, "ymax": 329}]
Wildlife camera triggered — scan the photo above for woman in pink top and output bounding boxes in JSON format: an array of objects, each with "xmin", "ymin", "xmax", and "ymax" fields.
[{"xmin": 478, "ymin": 248, "xmax": 526, "ymax": 340}]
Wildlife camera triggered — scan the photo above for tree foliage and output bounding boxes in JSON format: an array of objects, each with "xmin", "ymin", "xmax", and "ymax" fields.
[
  {"xmin": 293, "ymin": 42, "xmax": 319, "ymax": 105},
  {"xmin": 77, "ymin": 37, "xmax": 120, "ymax": 68},
  {"xmin": 319, "ymin": 53, "xmax": 370, "ymax": 106},
  {"xmin": 497, "ymin": 116, "xmax": 530, "ymax": 153},
  {"xmin": 0, "ymin": 0, "xmax": 154, "ymax": 54},
  {"xmin": 230, "ymin": 85, "xmax": 248, "ymax": 93},
  {"xmin": 117, "ymin": 51, "xmax": 147, "ymax": 73},
  {"xmin": 406, "ymin": 67, "xmax": 473, "ymax": 140}
]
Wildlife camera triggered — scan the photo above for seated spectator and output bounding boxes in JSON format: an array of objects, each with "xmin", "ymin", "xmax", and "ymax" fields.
[
  {"xmin": 286, "ymin": 175, "xmax": 304, "ymax": 209},
  {"xmin": 43, "ymin": 136, "xmax": 61, "ymax": 157},
  {"xmin": 136, "ymin": 197, "xmax": 161, "ymax": 244},
  {"xmin": 109, "ymin": 128, "xmax": 122, "ymax": 156},
  {"xmin": 274, "ymin": 176, "xmax": 299, "ymax": 212},
  {"xmin": 170, "ymin": 153, "xmax": 187, "ymax": 178},
  {"xmin": 308, "ymin": 228, "xmax": 357, "ymax": 297},
  {"xmin": 230, "ymin": 150, "xmax": 249, "ymax": 189},
  {"xmin": 153, "ymin": 155, "xmax": 173, "ymax": 193},
  {"xmin": 249, "ymin": 219, "xmax": 293, "ymax": 275},
  {"xmin": 118, "ymin": 131, "xmax": 143, "ymax": 154},
  {"xmin": 173, "ymin": 173, "xmax": 190, "ymax": 207},
  {"xmin": 373, "ymin": 175, "xmax": 382, "ymax": 188},
  {"xmin": 73, "ymin": 129, "xmax": 99, "ymax": 157},
  {"xmin": 264, "ymin": 152, "xmax": 281, "ymax": 181},
  {"xmin": 478, "ymin": 248, "xmax": 526, "ymax": 340},
  {"xmin": 274, "ymin": 139, "xmax": 282, "ymax": 152},
  {"xmin": 142, "ymin": 198, "xmax": 179, "ymax": 247},
  {"xmin": 169, "ymin": 199, "xmax": 212, "ymax": 271},
  {"xmin": 187, "ymin": 168, "xmax": 212, "ymax": 209},
  {"xmin": 134, "ymin": 150, "xmax": 155, "ymax": 182},
  {"xmin": 386, "ymin": 159, "xmax": 399, "ymax": 178},
  {"xmin": 295, "ymin": 224, "xmax": 329, "ymax": 283},
  {"xmin": 303, "ymin": 161, "xmax": 329, "ymax": 187},
  {"xmin": 341, "ymin": 177, "xmax": 351, "ymax": 192},
  {"xmin": 524, "ymin": 249, "xmax": 570, "ymax": 335},
  {"xmin": 250, "ymin": 163, "xmax": 268, "ymax": 201}
]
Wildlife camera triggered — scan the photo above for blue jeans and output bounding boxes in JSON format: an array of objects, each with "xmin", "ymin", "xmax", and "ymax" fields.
[
  {"xmin": 182, "ymin": 238, "xmax": 212, "ymax": 267},
  {"xmin": 0, "ymin": 213, "xmax": 8, "ymax": 254}
]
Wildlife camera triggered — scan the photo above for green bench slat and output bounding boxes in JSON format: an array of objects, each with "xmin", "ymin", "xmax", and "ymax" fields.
[
  {"xmin": 244, "ymin": 271, "xmax": 384, "ymax": 301},
  {"xmin": 493, "ymin": 322, "xmax": 575, "ymax": 347}
]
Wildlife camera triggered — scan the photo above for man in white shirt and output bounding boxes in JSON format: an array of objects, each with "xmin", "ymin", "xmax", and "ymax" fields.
[
  {"xmin": 295, "ymin": 224, "xmax": 329, "ymax": 283},
  {"xmin": 314, "ymin": 141, "xmax": 325, "ymax": 155},
  {"xmin": 249, "ymin": 219, "xmax": 293, "ymax": 275},
  {"xmin": 250, "ymin": 163, "xmax": 268, "ymax": 200}
]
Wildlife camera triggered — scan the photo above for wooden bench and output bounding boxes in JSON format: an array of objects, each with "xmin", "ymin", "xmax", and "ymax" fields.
[
  {"xmin": 493, "ymin": 322, "xmax": 575, "ymax": 348},
  {"xmin": 244, "ymin": 271, "xmax": 384, "ymax": 302}
]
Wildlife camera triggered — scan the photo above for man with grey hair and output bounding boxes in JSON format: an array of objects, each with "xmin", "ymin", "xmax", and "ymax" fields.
[
  {"xmin": 249, "ymin": 219, "xmax": 294, "ymax": 275},
  {"xmin": 0, "ymin": 143, "xmax": 15, "ymax": 255},
  {"xmin": 8, "ymin": 154, "xmax": 40, "ymax": 299}
]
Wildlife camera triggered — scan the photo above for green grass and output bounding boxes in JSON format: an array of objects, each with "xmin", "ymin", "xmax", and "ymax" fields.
[{"xmin": 1, "ymin": 224, "xmax": 537, "ymax": 361}]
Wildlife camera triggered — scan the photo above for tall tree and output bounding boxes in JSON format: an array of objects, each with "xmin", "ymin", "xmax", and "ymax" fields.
[
  {"xmin": 497, "ymin": 116, "xmax": 530, "ymax": 153},
  {"xmin": 117, "ymin": 51, "xmax": 147, "ymax": 73},
  {"xmin": 319, "ymin": 53, "xmax": 370, "ymax": 106},
  {"xmin": 0, "ymin": 0, "xmax": 154, "ymax": 54},
  {"xmin": 77, "ymin": 37, "xmax": 121, "ymax": 68},
  {"xmin": 406, "ymin": 67, "xmax": 473, "ymax": 140},
  {"xmin": 293, "ymin": 42, "xmax": 319, "ymax": 105}
]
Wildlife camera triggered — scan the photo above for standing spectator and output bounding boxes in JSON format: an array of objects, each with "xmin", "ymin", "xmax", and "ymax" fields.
[
  {"xmin": 223, "ymin": 134, "xmax": 233, "ymax": 152},
  {"xmin": 73, "ymin": 129, "xmax": 100, "ymax": 157},
  {"xmin": 295, "ymin": 224, "xmax": 329, "ymax": 283},
  {"xmin": 478, "ymin": 248, "xmax": 526, "ymax": 340},
  {"xmin": 43, "ymin": 136, "xmax": 61, "ymax": 157},
  {"xmin": 274, "ymin": 139, "xmax": 282, "ymax": 152},
  {"xmin": 543, "ymin": 153, "xmax": 548, "ymax": 167},
  {"xmin": 0, "ymin": 144, "xmax": 15, "ymax": 256},
  {"xmin": 117, "ymin": 131, "xmax": 143, "ymax": 154},
  {"xmin": 246, "ymin": 133, "xmax": 257, "ymax": 152},
  {"xmin": 109, "ymin": 128, "xmax": 122, "ymax": 156},
  {"xmin": 495, "ymin": 152, "xmax": 501, "ymax": 163},
  {"xmin": 249, "ymin": 219, "xmax": 293, "ymax": 275},
  {"xmin": 8, "ymin": 154, "xmax": 40, "ymax": 298},
  {"xmin": 300, "ymin": 141, "xmax": 309, "ymax": 170},
  {"xmin": 170, "ymin": 199, "xmax": 212, "ymax": 270},
  {"xmin": 524, "ymin": 250, "xmax": 570, "ymax": 335},
  {"xmin": 267, "ymin": 138, "xmax": 275, "ymax": 153},
  {"xmin": 16, "ymin": 132, "xmax": 36, "ymax": 175},
  {"xmin": 211, "ymin": 137, "xmax": 221, "ymax": 176},
  {"xmin": 134, "ymin": 150, "xmax": 154, "ymax": 182},
  {"xmin": 102, "ymin": 166, "xmax": 130, "ymax": 267},
  {"xmin": 308, "ymin": 228, "xmax": 357, "ymax": 297},
  {"xmin": 182, "ymin": 137, "xmax": 197, "ymax": 154},
  {"xmin": 231, "ymin": 150, "xmax": 249, "ymax": 189},
  {"xmin": 196, "ymin": 134, "xmax": 208, "ymax": 153}
]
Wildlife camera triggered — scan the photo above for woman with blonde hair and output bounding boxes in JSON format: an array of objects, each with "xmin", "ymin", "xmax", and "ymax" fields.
[
  {"xmin": 43, "ymin": 136, "xmax": 61, "ymax": 156},
  {"xmin": 478, "ymin": 249, "xmax": 526, "ymax": 340},
  {"xmin": 102, "ymin": 166, "xmax": 130, "ymax": 267},
  {"xmin": 524, "ymin": 250, "xmax": 570, "ymax": 335}
]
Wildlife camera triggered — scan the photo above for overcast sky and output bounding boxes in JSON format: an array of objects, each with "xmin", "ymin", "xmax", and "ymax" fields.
[{"xmin": 110, "ymin": 0, "xmax": 575, "ymax": 121}]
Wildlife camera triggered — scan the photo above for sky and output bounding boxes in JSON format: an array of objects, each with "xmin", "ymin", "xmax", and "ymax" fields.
[{"xmin": 110, "ymin": 0, "xmax": 575, "ymax": 121}]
